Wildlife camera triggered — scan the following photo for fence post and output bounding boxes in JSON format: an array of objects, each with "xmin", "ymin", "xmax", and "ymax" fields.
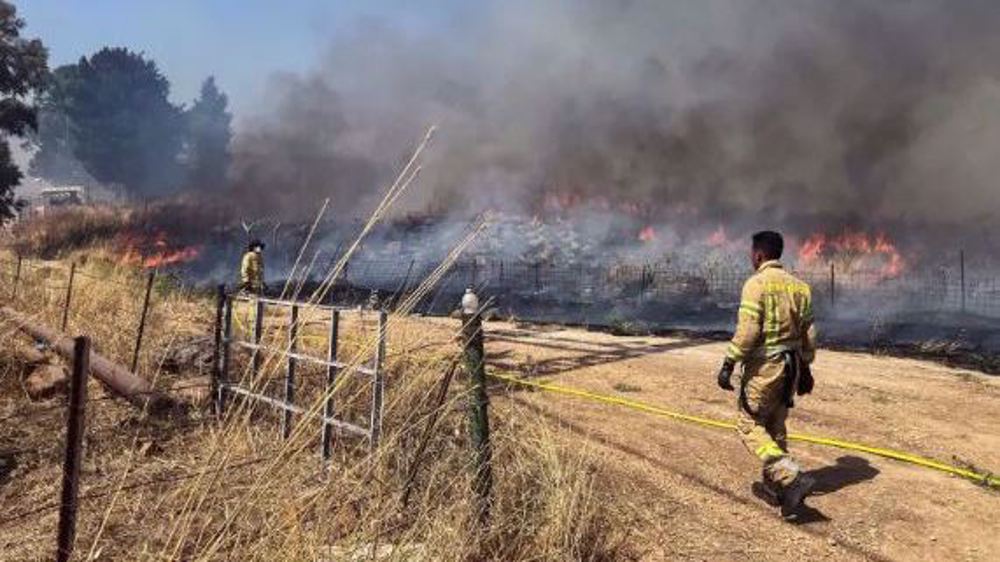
[
  {"xmin": 212, "ymin": 285, "xmax": 226, "ymax": 416},
  {"xmin": 829, "ymin": 262, "xmax": 836, "ymax": 310},
  {"xmin": 219, "ymin": 293, "xmax": 233, "ymax": 416},
  {"xmin": 960, "ymin": 250, "xmax": 966, "ymax": 313},
  {"xmin": 131, "ymin": 270, "xmax": 156, "ymax": 373},
  {"xmin": 251, "ymin": 298, "xmax": 264, "ymax": 378},
  {"xmin": 322, "ymin": 310, "xmax": 340, "ymax": 460},
  {"xmin": 61, "ymin": 263, "xmax": 76, "ymax": 332},
  {"xmin": 283, "ymin": 304, "xmax": 298, "ymax": 439},
  {"xmin": 461, "ymin": 293, "xmax": 492, "ymax": 525},
  {"xmin": 56, "ymin": 336, "xmax": 89, "ymax": 562},
  {"xmin": 11, "ymin": 254, "xmax": 21, "ymax": 301},
  {"xmin": 369, "ymin": 310, "xmax": 387, "ymax": 448}
]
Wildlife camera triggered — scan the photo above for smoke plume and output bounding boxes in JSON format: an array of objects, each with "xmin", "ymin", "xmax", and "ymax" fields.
[{"xmin": 229, "ymin": 0, "xmax": 1000, "ymax": 243}]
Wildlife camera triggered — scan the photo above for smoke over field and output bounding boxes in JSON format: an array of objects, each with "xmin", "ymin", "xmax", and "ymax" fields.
[{"xmin": 230, "ymin": 0, "xmax": 1000, "ymax": 250}]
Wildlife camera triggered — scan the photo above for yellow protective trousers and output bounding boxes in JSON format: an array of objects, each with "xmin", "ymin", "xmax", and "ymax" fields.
[{"xmin": 736, "ymin": 357, "xmax": 801, "ymax": 488}]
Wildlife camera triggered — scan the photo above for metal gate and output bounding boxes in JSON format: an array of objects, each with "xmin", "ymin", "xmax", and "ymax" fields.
[{"xmin": 212, "ymin": 289, "xmax": 387, "ymax": 459}]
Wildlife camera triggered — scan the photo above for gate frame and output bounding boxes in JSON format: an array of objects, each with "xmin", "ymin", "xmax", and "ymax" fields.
[{"xmin": 213, "ymin": 291, "xmax": 387, "ymax": 459}]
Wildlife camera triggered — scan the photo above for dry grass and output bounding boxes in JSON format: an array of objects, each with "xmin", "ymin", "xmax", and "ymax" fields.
[
  {"xmin": 0, "ymin": 255, "xmax": 636, "ymax": 560},
  {"xmin": 3, "ymin": 200, "xmax": 226, "ymax": 261},
  {"xmin": 5, "ymin": 206, "xmax": 133, "ymax": 259}
]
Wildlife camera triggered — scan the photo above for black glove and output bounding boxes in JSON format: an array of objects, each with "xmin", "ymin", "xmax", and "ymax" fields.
[
  {"xmin": 797, "ymin": 361, "xmax": 814, "ymax": 395},
  {"xmin": 717, "ymin": 358, "xmax": 736, "ymax": 391}
]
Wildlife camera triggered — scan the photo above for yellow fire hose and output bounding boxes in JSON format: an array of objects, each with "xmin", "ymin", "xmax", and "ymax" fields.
[{"xmin": 489, "ymin": 371, "xmax": 1000, "ymax": 490}]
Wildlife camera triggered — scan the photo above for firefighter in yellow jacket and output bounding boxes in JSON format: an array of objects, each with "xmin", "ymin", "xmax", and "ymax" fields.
[
  {"xmin": 716, "ymin": 231, "xmax": 817, "ymax": 518},
  {"xmin": 240, "ymin": 239, "xmax": 266, "ymax": 295}
]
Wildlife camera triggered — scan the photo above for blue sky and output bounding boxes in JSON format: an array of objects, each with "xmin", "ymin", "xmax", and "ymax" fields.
[{"xmin": 18, "ymin": 1, "xmax": 465, "ymax": 116}]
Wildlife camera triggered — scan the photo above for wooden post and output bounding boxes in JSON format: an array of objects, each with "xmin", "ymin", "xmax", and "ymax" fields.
[
  {"xmin": 829, "ymin": 262, "xmax": 836, "ymax": 310},
  {"xmin": 960, "ymin": 250, "xmax": 966, "ymax": 313},
  {"xmin": 461, "ymin": 299, "xmax": 492, "ymax": 525},
  {"xmin": 282, "ymin": 304, "xmax": 298, "ymax": 439},
  {"xmin": 56, "ymin": 337, "xmax": 89, "ymax": 562},
  {"xmin": 130, "ymin": 270, "xmax": 156, "ymax": 373},
  {"xmin": 251, "ymin": 298, "xmax": 264, "ymax": 378},
  {"xmin": 61, "ymin": 263, "xmax": 76, "ymax": 332},
  {"xmin": 369, "ymin": 310, "xmax": 387, "ymax": 448},
  {"xmin": 11, "ymin": 254, "xmax": 21, "ymax": 301},
  {"xmin": 322, "ymin": 310, "xmax": 340, "ymax": 460},
  {"xmin": 212, "ymin": 285, "xmax": 226, "ymax": 416},
  {"xmin": 219, "ymin": 294, "xmax": 233, "ymax": 416},
  {"xmin": 391, "ymin": 260, "xmax": 415, "ymax": 309},
  {"xmin": 0, "ymin": 307, "xmax": 176, "ymax": 414}
]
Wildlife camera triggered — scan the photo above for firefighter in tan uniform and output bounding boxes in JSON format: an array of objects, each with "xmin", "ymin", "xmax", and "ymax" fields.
[
  {"xmin": 240, "ymin": 239, "xmax": 266, "ymax": 295},
  {"xmin": 716, "ymin": 231, "xmax": 817, "ymax": 518}
]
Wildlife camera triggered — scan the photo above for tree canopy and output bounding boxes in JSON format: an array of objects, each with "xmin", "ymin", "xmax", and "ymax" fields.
[
  {"xmin": 183, "ymin": 76, "xmax": 232, "ymax": 190},
  {"xmin": 0, "ymin": 1, "xmax": 48, "ymax": 220},
  {"xmin": 32, "ymin": 47, "xmax": 185, "ymax": 198}
]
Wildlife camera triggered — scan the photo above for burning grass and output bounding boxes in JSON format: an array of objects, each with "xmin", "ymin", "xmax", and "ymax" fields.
[{"xmin": 3, "ymin": 200, "xmax": 225, "ymax": 268}]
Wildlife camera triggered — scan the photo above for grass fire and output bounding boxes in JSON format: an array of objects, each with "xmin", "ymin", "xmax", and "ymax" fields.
[{"xmin": 1, "ymin": 1, "xmax": 999, "ymax": 561}]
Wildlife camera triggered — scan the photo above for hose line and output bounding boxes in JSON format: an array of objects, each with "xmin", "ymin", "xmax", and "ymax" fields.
[{"xmin": 490, "ymin": 371, "xmax": 1000, "ymax": 490}]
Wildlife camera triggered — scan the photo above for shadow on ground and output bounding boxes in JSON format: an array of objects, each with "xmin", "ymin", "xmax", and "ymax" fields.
[
  {"xmin": 487, "ymin": 330, "xmax": 711, "ymax": 378},
  {"xmin": 807, "ymin": 455, "xmax": 880, "ymax": 496}
]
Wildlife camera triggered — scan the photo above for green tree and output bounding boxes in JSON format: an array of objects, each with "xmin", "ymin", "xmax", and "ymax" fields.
[
  {"xmin": 183, "ymin": 76, "xmax": 231, "ymax": 190},
  {"xmin": 28, "ymin": 66, "xmax": 91, "ymax": 185},
  {"xmin": 33, "ymin": 48, "xmax": 184, "ymax": 198},
  {"xmin": 0, "ymin": 1, "xmax": 48, "ymax": 220}
]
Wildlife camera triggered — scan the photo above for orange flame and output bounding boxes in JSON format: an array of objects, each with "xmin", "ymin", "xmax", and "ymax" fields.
[
  {"xmin": 118, "ymin": 231, "xmax": 201, "ymax": 269},
  {"xmin": 797, "ymin": 230, "xmax": 905, "ymax": 278},
  {"xmin": 707, "ymin": 226, "xmax": 730, "ymax": 247},
  {"xmin": 638, "ymin": 225, "xmax": 657, "ymax": 242}
]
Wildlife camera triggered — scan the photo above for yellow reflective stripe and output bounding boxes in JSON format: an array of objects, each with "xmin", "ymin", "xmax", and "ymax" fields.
[
  {"xmin": 756, "ymin": 441, "xmax": 785, "ymax": 461},
  {"xmin": 799, "ymin": 292, "xmax": 814, "ymax": 339},
  {"xmin": 764, "ymin": 294, "xmax": 780, "ymax": 346},
  {"xmin": 739, "ymin": 301, "xmax": 762, "ymax": 320},
  {"xmin": 726, "ymin": 343, "xmax": 745, "ymax": 361},
  {"xmin": 762, "ymin": 282, "xmax": 811, "ymax": 294}
]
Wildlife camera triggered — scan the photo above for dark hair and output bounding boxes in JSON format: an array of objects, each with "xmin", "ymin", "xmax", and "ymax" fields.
[
  {"xmin": 751, "ymin": 231, "xmax": 784, "ymax": 260},
  {"xmin": 248, "ymin": 238, "xmax": 265, "ymax": 251}
]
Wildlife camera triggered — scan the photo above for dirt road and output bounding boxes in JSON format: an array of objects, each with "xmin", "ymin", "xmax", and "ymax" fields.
[{"xmin": 415, "ymin": 317, "xmax": 1000, "ymax": 561}]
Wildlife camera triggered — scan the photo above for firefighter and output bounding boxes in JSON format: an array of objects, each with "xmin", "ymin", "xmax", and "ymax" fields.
[
  {"xmin": 240, "ymin": 239, "xmax": 266, "ymax": 295},
  {"xmin": 716, "ymin": 231, "xmax": 817, "ymax": 518}
]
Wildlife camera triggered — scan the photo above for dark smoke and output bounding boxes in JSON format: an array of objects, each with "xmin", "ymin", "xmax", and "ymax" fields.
[{"xmin": 229, "ymin": 0, "xmax": 1000, "ymax": 246}]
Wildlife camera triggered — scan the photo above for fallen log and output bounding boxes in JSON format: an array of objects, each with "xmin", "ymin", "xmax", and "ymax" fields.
[{"xmin": 0, "ymin": 306, "xmax": 179, "ymax": 416}]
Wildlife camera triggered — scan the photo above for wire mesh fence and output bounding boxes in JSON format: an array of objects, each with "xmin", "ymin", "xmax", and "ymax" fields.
[{"xmin": 328, "ymin": 256, "xmax": 1000, "ymax": 323}]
